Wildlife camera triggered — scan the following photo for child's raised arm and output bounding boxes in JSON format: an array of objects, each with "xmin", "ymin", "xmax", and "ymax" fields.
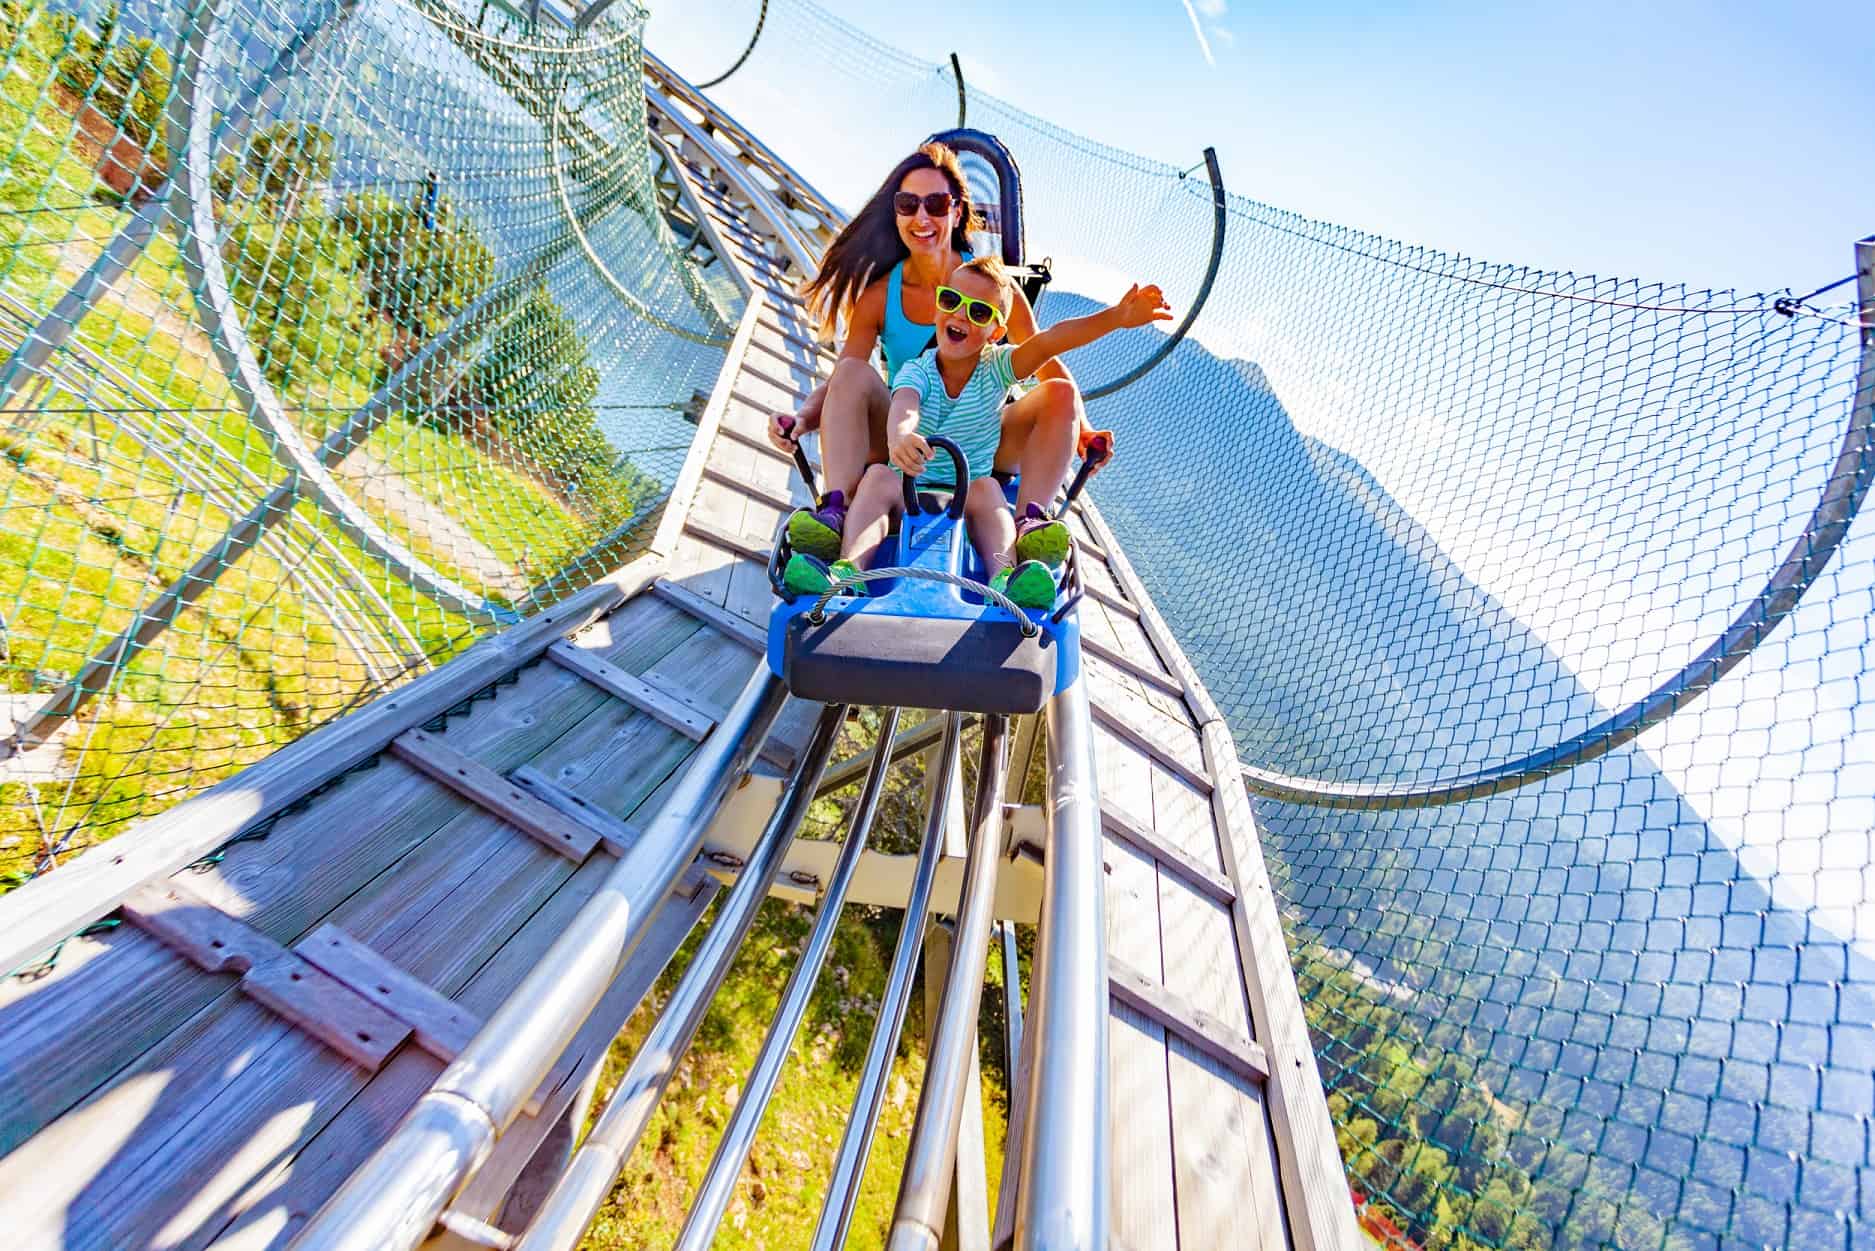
[
  {"xmin": 886, "ymin": 386, "xmax": 932, "ymax": 477},
  {"xmin": 1008, "ymin": 283, "xmax": 1172, "ymax": 382}
]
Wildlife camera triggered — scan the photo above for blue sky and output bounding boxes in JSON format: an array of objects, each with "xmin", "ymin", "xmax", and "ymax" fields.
[{"xmin": 647, "ymin": 0, "xmax": 1874, "ymax": 298}]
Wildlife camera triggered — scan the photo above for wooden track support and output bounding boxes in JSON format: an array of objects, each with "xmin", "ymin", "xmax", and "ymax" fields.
[
  {"xmin": 121, "ymin": 878, "xmax": 410, "ymax": 1071},
  {"xmin": 389, "ymin": 729, "xmax": 602, "ymax": 863}
]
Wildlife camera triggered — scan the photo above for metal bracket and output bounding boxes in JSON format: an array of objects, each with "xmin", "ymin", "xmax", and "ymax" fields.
[
  {"xmin": 1085, "ymin": 147, "xmax": 1226, "ymax": 400},
  {"xmin": 693, "ymin": 0, "xmax": 768, "ymax": 87}
]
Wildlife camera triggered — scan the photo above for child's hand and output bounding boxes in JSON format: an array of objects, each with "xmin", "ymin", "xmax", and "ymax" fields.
[
  {"xmin": 890, "ymin": 432, "xmax": 932, "ymax": 477},
  {"xmin": 1112, "ymin": 284, "xmax": 1173, "ymax": 329}
]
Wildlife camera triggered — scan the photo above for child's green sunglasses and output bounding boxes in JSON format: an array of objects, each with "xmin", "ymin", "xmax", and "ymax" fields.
[{"xmin": 935, "ymin": 285, "xmax": 1007, "ymax": 327}]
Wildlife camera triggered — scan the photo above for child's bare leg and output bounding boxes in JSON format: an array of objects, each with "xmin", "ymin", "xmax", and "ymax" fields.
[
  {"xmin": 992, "ymin": 379, "xmax": 1079, "ymax": 517},
  {"xmin": 964, "ymin": 477, "xmax": 1016, "ymax": 573},
  {"xmin": 840, "ymin": 463, "xmax": 903, "ymax": 569}
]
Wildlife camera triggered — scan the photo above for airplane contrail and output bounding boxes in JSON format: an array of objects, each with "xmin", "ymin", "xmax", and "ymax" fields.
[{"xmin": 1179, "ymin": 0, "xmax": 1217, "ymax": 65}]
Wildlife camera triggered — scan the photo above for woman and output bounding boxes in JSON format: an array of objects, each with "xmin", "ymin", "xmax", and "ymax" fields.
[{"xmin": 767, "ymin": 142, "xmax": 1105, "ymax": 561}]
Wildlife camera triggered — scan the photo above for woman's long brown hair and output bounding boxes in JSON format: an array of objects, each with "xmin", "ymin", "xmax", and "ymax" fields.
[{"xmin": 803, "ymin": 142, "xmax": 979, "ymax": 336}]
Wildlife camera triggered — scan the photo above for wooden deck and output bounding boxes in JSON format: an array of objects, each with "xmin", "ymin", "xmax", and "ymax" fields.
[{"xmin": 0, "ymin": 54, "xmax": 1356, "ymax": 1251}]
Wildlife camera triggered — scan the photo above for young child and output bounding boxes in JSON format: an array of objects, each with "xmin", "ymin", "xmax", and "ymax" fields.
[{"xmin": 784, "ymin": 256, "xmax": 1169, "ymax": 608}]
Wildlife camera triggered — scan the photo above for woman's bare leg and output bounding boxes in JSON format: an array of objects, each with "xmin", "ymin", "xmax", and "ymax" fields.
[
  {"xmin": 840, "ymin": 463, "xmax": 904, "ymax": 569},
  {"xmin": 817, "ymin": 358, "xmax": 891, "ymax": 499},
  {"xmin": 992, "ymin": 379, "xmax": 1080, "ymax": 517}
]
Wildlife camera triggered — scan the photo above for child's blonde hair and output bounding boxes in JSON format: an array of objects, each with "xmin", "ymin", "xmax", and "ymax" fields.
[{"xmin": 954, "ymin": 255, "xmax": 1015, "ymax": 311}]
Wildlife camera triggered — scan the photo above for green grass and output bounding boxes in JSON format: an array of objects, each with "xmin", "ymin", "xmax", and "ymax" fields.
[
  {"xmin": 364, "ymin": 412, "xmax": 593, "ymax": 582},
  {"xmin": 579, "ymin": 716, "xmax": 1023, "ymax": 1249}
]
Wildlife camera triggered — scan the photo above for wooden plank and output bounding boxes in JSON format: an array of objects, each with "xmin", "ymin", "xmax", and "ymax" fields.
[
  {"xmin": 296, "ymin": 923, "xmax": 478, "ymax": 1060},
  {"xmin": 1168, "ymin": 1041, "xmax": 1285, "ymax": 1251},
  {"xmin": 1083, "ymin": 634, "xmax": 1185, "ymax": 698},
  {"xmin": 510, "ymin": 765, "xmax": 641, "ymax": 856},
  {"xmin": 748, "ymin": 333, "xmax": 828, "ymax": 380},
  {"xmin": 652, "ymin": 577, "xmax": 766, "ymax": 651},
  {"xmin": 703, "ymin": 463, "xmax": 797, "ymax": 512},
  {"xmin": 547, "ymin": 639, "xmax": 714, "ymax": 741},
  {"xmin": 295, "ymin": 923, "xmax": 562, "ymax": 1119},
  {"xmin": 718, "ymin": 419, "xmax": 819, "ymax": 474},
  {"xmin": 388, "ymin": 729, "xmax": 600, "ymax": 863},
  {"xmin": 742, "ymin": 361, "xmax": 812, "ymax": 403},
  {"xmin": 683, "ymin": 515, "xmax": 775, "ymax": 565},
  {"xmin": 650, "ymin": 297, "xmax": 762, "ymax": 562},
  {"xmin": 197, "ymin": 851, "xmax": 717, "ymax": 1251},
  {"xmin": 0, "ymin": 555, "xmax": 663, "ymax": 973},
  {"xmin": 1103, "ymin": 836, "xmax": 1178, "ymax": 1251},
  {"xmin": 1101, "ymin": 802, "xmax": 1233, "ymax": 906},
  {"xmin": 1077, "ymin": 501, "xmax": 1226, "ymax": 728},
  {"xmin": 1200, "ymin": 720, "xmax": 1361, "ymax": 1251},
  {"xmin": 758, "ymin": 314, "xmax": 837, "ymax": 360},
  {"xmin": 0, "ymin": 636, "xmax": 652, "ymax": 1154},
  {"xmin": 4, "ymin": 684, "xmax": 612, "ymax": 1244},
  {"xmin": 1091, "ymin": 700, "xmax": 1211, "ymax": 794},
  {"xmin": 1084, "ymin": 579, "xmax": 1140, "ymax": 620},
  {"xmin": 1108, "ymin": 956, "xmax": 1268, "ymax": 1086},
  {"xmin": 120, "ymin": 880, "xmax": 409, "ymax": 1071}
]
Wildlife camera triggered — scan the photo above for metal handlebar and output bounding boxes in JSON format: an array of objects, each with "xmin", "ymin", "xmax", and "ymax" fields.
[
  {"xmin": 775, "ymin": 414, "xmax": 820, "ymax": 500},
  {"xmin": 1056, "ymin": 432, "xmax": 1111, "ymax": 519},
  {"xmin": 901, "ymin": 436, "xmax": 970, "ymax": 520}
]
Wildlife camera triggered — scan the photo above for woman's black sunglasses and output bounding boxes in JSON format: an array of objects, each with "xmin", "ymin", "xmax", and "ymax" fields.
[{"xmin": 893, "ymin": 191, "xmax": 954, "ymax": 218}]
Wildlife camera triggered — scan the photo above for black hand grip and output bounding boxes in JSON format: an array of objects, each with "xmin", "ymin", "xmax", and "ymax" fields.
[
  {"xmin": 901, "ymin": 437, "xmax": 970, "ymax": 518},
  {"xmin": 776, "ymin": 415, "xmax": 819, "ymax": 501},
  {"xmin": 1057, "ymin": 433, "xmax": 1111, "ymax": 517}
]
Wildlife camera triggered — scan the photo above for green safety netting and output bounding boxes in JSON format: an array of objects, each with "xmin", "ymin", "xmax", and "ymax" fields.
[
  {"xmin": 654, "ymin": 4, "xmax": 1871, "ymax": 1250},
  {"xmin": 0, "ymin": 0, "xmax": 738, "ymax": 872},
  {"xmin": 0, "ymin": 1, "xmax": 1869, "ymax": 1249}
]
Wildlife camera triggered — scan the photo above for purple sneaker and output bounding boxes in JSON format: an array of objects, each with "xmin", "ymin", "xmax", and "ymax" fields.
[
  {"xmin": 1012, "ymin": 502, "xmax": 1070, "ymax": 568},
  {"xmin": 787, "ymin": 490, "xmax": 847, "ymax": 561}
]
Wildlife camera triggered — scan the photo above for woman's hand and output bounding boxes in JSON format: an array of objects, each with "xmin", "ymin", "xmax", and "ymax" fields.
[
  {"xmin": 1078, "ymin": 425, "xmax": 1115, "ymax": 467},
  {"xmin": 889, "ymin": 432, "xmax": 932, "ymax": 477},
  {"xmin": 768, "ymin": 407, "xmax": 815, "ymax": 453},
  {"xmin": 1112, "ymin": 283, "xmax": 1173, "ymax": 330}
]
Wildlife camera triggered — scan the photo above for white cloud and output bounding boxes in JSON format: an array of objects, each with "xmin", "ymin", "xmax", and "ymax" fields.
[{"xmin": 1195, "ymin": 0, "xmax": 1229, "ymax": 16}]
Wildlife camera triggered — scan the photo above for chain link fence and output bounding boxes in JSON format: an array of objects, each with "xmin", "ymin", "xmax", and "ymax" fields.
[
  {"xmin": 653, "ymin": 4, "xmax": 1873, "ymax": 1248},
  {"xmin": 0, "ymin": 0, "xmax": 739, "ymax": 883}
]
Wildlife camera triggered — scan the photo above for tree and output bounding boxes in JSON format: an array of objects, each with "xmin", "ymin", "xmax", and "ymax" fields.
[
  {"xmin": 439, "ymin": 288, "xmax": 639, "ymax": 524},
  {"xmin": 220, "ymin": 202, "xmax": 384, "ymax": 394},
  {"xmin": 52, "ymin": 3, "xmax": 171, "ymax": 174},
  {"xmin": 213, "ymin": 121, "xmax": 336, "ymax": 215},
  {"xmin": 333, "ymin": 190, "xmax": 495, "ymax": 339}
]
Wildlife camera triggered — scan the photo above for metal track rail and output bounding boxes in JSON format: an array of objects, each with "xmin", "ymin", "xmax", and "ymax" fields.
[
  {"xmin": 888, "ymin": 714, "xmax": 1012, "ymax": 1250},
  {"xmin": 812, "ymin": 712, "xmax": 966, "ymax": 1251},
  {"xmin": 511, "ymin": 702, "xmax": 852, "ymax": 1251},
  {"xmin": 286, "ymin": 669, "xmax": 788, "ymax": 1251},
  {"xmin": 671, "ymin": 707, "xmax": 907, "ymax": 1251},
  {"xmin": 1010, "ymin": 681, "xmax": 1111, "ymax": 1250}
]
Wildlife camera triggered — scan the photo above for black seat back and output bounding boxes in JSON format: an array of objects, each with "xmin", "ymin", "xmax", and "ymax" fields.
[{"xmin": 925, "ymin": 127, "xmax": 1050, "ymax": 310}]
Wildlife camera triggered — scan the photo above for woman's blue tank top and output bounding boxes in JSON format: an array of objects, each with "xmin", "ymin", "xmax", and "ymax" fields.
[{"xmin": 881, "ymin": 249, "xmax": 971, "ymax": 382}]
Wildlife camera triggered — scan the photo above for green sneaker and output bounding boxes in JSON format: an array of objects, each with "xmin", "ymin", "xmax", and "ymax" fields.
[
  {"xmin": 786, "ymin": 490, "xmax": 847, "ymax": 562},
  {"xmin": 783, "ymin": 553, "xmax": 867, "ymax": 599},
  {"xmin": 1012, "ymin": 503, "xmax": 1070, "ymax": 568},
  {"xmin": 990, "ymin": 559, "xmax": 1058, "ymax": 611},
  {"xmin": 828, "ymin": 558, "xmax": 868, "ymax": 597}
]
